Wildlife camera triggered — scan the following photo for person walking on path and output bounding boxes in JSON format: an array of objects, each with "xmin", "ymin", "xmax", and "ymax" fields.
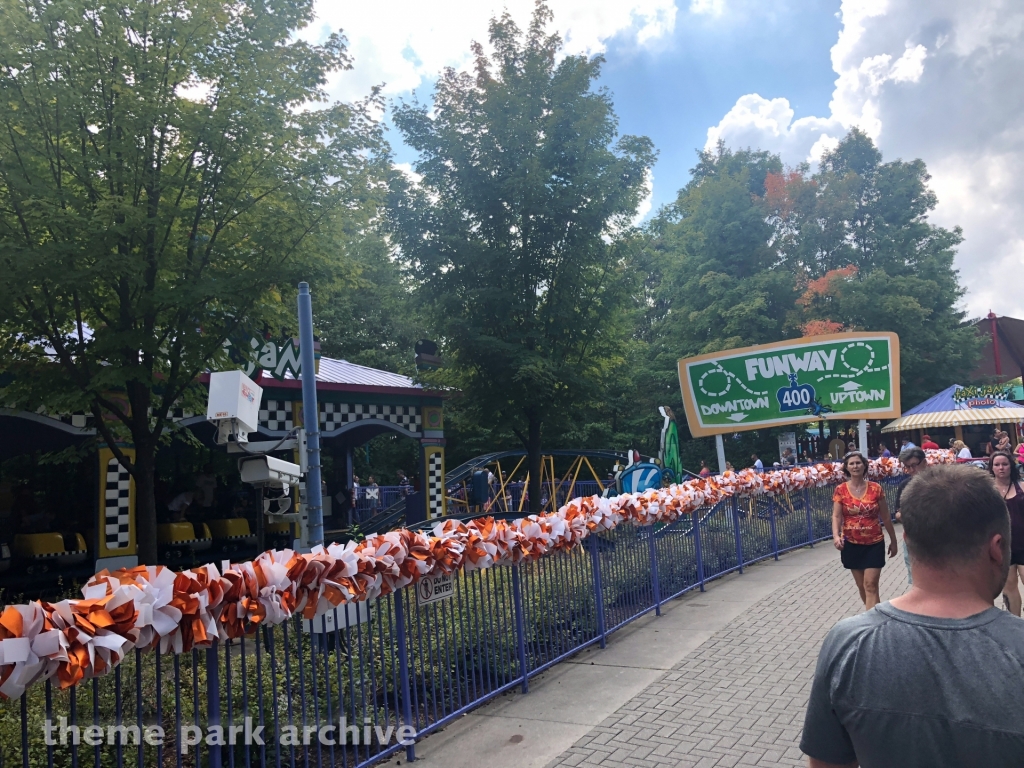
[
  {"xmin": 991, "ymin": 450, "xmax": 1024, "ymax": 616},
  {"xmin": 751, "ymin": 453, "xmax": 764, "ymax": 472},
  {"xmin": 952, "ymin": 439, "xmax": 972, "ymax": 461},
  {"xmin": 832, "ymin": 451, "xmax": 898, "ymax": 609},
  {"xmin": 894, "ymin": 447, "xmax": 926, "ymax": 585},
  {"xmin": 802, "ymin": 463, "xmax": 1024, "ymax": 768},
  {"xmin": 921, "ymin": 434, "xmax": 939, "ymax": 450}
]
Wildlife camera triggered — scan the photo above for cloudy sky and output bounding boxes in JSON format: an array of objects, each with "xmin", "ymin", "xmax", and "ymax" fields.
[{"xmin": 310, "ymin": 0, "xmax": 1024, "ymax": 319}]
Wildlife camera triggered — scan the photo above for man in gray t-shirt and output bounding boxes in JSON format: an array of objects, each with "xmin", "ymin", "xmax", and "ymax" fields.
[{"xmin": 801, "ymin": 464, "xmax": 1024, "ymax": 767}]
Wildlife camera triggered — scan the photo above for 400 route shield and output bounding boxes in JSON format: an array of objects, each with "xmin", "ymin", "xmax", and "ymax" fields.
[{"xmin": 677, "ymin": 333, "xmax": 901, "ymax": 437}]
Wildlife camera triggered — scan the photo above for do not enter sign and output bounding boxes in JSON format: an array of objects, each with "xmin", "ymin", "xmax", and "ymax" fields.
[{"xmin": 416, "ymin": 573, "xmax": 455, "ymax": 606}]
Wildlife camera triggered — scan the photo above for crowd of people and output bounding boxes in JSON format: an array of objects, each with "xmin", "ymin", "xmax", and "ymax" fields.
[{"xmin": 696, "ymin": 427, "xmax": 1024, "ymax": 476}]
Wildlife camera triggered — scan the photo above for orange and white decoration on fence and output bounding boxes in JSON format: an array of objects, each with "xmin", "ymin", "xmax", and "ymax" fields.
[{"xmin": 0, "ymin": 452, "xmax": 954, "ymax": 699}]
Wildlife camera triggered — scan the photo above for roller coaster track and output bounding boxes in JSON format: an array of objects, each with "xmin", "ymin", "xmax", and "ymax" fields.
[{"xmin": 342, "ymin": 449, "xmax": 646, "ymax": 536}]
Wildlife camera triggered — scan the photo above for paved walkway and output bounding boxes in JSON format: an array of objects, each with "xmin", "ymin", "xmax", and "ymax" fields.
[
  {"xmin": 398, "ymin": 539, "xmax": 913, "ymax": 768},
  {"xmin": 547, "ymin": 553, "xmax": 908, "ymax": 768}
]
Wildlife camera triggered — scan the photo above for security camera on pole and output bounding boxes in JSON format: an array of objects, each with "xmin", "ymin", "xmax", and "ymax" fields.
[{"xmin": 205, "ymin": 282, "xmax": 325, "ymax": 553}]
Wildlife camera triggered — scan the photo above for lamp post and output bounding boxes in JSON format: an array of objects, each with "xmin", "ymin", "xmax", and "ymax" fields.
[{"xmin": 297, "ymin": 282, "xmax": 324, "ymax": 548}]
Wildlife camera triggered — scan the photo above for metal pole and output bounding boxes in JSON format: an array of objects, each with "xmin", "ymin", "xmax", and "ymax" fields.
[
  {"xmin": 804, "ymin": 487, "xmax": 814, "ymax": 545},
  {"xmin": 511, "ymin": 564, "xmax": 530, "ymax": 693},
  {"xmin": 297, "ymin": 282, "xmax": 324, "ymax": 548},
  {"xmin": 715, "ymin": 434, "xmax": 727, "ymax": 474},
  {"xmin": 647, "ymin": 525, "xmax": 662, "ymax": 616},
  {"xmin": 732, "ymin": 496, "xmax": 744, "ymax": 574},
  {"xmin": 206, "ymin": 644, "xmax": 222, "ymax": 768},
  {"xmin": 587, "ymin": 534, "xmax": 607, "ymax": 649},
  {"xmin": 769, "ymin": 497, "xmax": 779, "ymax": 560},
  {"xmin": 692, "ymin": 510, "xmax": 705, "ymax": 592},
  {"xmin": 346, "ymin": 447, "xmax": 354, "ymax": 529},
  {"xmin": 393, "ymin": 590, "xmax": 416, "ymax": 762},
  {"xmin": 858, "ymin": 419, "xmax": 868, "ymax": 456}
]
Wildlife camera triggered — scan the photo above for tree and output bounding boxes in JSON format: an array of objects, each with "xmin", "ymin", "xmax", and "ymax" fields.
[
  {"xmin": 628, "ymin": 131, "xmax": 977, "ymax": 466},
  {"xmin": 0, "ymin": 0, "xmax": 384, "ymax": 561},
  {"xmin": 651, "ymin": 144, "xmax": 797, "ymax": 360},
  {"xmin": 621, "ymin": 145, "xmax": 797, "ymax": 455},
  {"xmin": 780, "ymin": 130, "xmax": 981, "ymax": 406},
  {"xmin": 387, "ymin": 3, "xmax": 655, "ymax": 513},
  {"xmin": 315, "ymin": 230, "xmax": 424, "ymax": 376}
]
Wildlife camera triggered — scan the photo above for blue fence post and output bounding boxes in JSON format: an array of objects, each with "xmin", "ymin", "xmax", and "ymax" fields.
[
  {"xmin": 647, "ymin": 525, "xmax": 662, "ymax": 616},
  {"xmin": 804, "ymin": 488, "xmax": 814, "ymax": 545},
  {"xmin": 732, "ymin": 496, "xmax": 744, "ymax": 574},
  {"xmin": 692, "ymin": 510, "xmax": 706, "ymax": 592},
  {"xmin": 587, "ymin": 534, "xmax": 607, "ymax": 649},
  {"xmin": 511, "ymin": 563, "xmax": 530, "ymax": 693},
  {"xmin": 393, "ymin": 590, "xmax": 417, "ymax": 762},
  {"xmin": 769, "ymin": 497, "xmax": 779, "ymax": 560},
  {"xmin": 207, "ymin": 643, "xmax": 222, "ymax": 768}
]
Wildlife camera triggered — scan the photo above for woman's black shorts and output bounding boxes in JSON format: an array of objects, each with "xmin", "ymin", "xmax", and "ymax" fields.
[{"xmin": 841, "ymin": 540, "xmax": 886, "ymax": 570}]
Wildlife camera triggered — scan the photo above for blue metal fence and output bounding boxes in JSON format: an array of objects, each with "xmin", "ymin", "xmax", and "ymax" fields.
[{"xmin": 1, "ymin": 478, "xmax": 904, "ymax": 767}]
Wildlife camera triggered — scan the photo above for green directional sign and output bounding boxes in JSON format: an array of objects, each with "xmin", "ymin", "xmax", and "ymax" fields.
[{"xmin": 677, "ymin": 333, "xmax": 901, "ymax": 436}]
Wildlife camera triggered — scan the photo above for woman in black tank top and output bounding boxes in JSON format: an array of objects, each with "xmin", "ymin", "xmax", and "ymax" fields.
[{"xmin": 991, "ymin": 451, "xmax": 1024, "ymax": 615}]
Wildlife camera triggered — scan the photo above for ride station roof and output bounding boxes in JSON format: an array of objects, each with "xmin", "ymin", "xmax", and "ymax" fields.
[
  {"xmin": 882, "ymin": 384, "xmax": 1024, "ymax": 432},
  {"xmin": 266, "ymin": 356, "xmax": 427, "ymax": 396}
]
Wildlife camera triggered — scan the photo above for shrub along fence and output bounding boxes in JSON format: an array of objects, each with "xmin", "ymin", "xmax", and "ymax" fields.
[{"xmin": 1, "ymin": 478, "xmax": 907, "ymax": 768}]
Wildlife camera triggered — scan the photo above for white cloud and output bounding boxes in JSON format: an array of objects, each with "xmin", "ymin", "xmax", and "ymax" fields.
[
  {"xmin": 689, "ymin": 0, "xmax": 725, "ymax": 16},
  {"xmin": 393, "ymin": 162, "xmax": 422, "ymax": 186},
  {"xmin": 310, "ymin": 0, "xmax": 677, "ymax": 104},
  {"xmin": 633, "ymin": 170, "xmax": 655, "ymax": 225},
  {"xmin": 704, "ymin": 0, "xmax": 1024, "ymax": 317}
]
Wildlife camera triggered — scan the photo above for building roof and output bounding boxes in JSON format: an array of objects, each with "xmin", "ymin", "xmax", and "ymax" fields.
[
  {"xmin": 260, "ymin": 355, "xmax": 439, "ymax": 397},
  {"xmin": 881, "ymin": 384, "xmax": 1024, "ymax": 432},
  {"xmin": 285, "ymin": 357, "xmax": 420, "ymax": 389},
  {"xmin": 902, "ymin": 384, "xmax": 1021, "ymax": 416}
]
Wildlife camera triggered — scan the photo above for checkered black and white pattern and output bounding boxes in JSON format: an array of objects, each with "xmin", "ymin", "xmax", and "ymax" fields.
[
  {"xmin": 259, "ymin": 400, "xmax": 294, "ymax": 432},
  {"xmin": 165, "ymin": 407, "xmax": 193, "ymax": 421},
  {"xmin": 427, "ymin": 451, "xmax": 444, "ymax": 519},
  {"xmin": 104, "ymin": 458, "xmax": 131, "ymax": 550},
  {"xmin": 320, "ymin": 403, "xmax": 421, "ymax": 434},
  {"xmin": 59, "ymin": 412, "xmax": 94, "ymax": 429}
]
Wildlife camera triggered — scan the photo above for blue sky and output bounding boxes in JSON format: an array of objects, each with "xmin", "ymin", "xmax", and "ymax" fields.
[
  {"xmin": 597, "ymin": 1, "xmax": 841, "ymax": 214},
  {"xmin": 312, "ymin": 0, "xmax": 1024, "ymax": 318}
]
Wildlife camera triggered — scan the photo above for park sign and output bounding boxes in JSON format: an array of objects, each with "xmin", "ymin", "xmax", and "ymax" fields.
[{"xmin": 677, "ymin": 333, "xmax": 901, "ymax": 437}]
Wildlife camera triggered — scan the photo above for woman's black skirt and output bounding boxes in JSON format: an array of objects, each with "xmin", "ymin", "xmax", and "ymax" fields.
[{"xmin": 841, "ymin": 540, "xmax": 885, "ymax": 570}]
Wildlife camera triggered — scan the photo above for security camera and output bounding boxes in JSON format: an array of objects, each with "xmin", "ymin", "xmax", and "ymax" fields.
[
  {"xmin": 238, "ymin": 455, "xmax": 301, "ymax": 488},
  {"xmin": 263, "ymin": 486, "xmax": 293, "ymax": 515},
  {"xmin": 207, "ymin": 370, "xmax": 263, "ymax": 445}
]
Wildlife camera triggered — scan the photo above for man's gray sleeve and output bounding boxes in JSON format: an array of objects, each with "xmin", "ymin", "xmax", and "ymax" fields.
[{"xmin": 800, "ymin": 629, "xmax": 856, "ymax": 765}]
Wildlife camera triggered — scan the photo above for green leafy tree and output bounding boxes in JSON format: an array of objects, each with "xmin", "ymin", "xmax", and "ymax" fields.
[
  {"xmin": 652, "ymin": 144, "xmax": 796, "ymax": 359},
  {"xmin": 315, "ymin": 231, "xmax": 425, "ymax": 376},
  {"xmin": 780, "ymin": 130, "xmax": 980, "ymax": 407},
  {"xmin": 0, "ymin": 0, "xmax": 384, "ymax": 561},
  {"xmin": 607, "ymin": 146, "xmax": 796, "ymax": 460},
  {"xmin": 387, "ymin": 3, "xmax": 655, "ymax": 512}
]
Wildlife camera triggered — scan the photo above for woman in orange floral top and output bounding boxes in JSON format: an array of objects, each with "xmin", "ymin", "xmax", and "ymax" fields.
[{"xmin": 832, "ymin": 451, "xmax": 898, "ymax": 609}]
